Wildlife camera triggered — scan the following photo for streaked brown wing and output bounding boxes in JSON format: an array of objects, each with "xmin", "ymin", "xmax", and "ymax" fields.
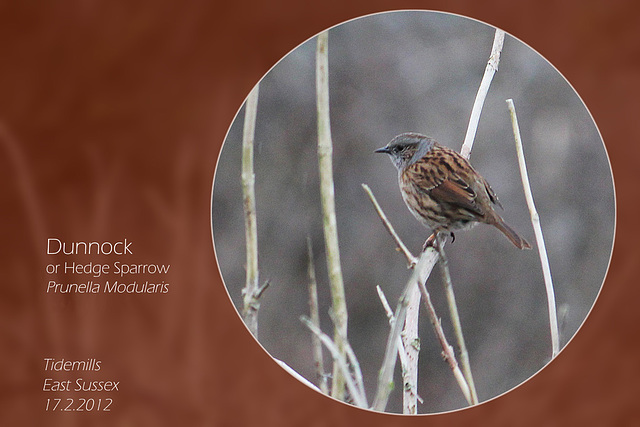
[
  {"xmin": 405, "ymin": 152, "xmax": 483, "ymax": 216},
  {"xmin": 429, "ymin": 178, "xmax": 483, "ymax": 216}
]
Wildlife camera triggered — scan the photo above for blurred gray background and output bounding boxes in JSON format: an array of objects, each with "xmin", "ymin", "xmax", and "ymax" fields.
[{"xmin": 211, "ymin": 11, "xmax": 614, "ymax": 414}]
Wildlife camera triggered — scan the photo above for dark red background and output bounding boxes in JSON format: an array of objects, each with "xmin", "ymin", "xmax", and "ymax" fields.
[{"xmin": 0, "ymin": 1, "xmax": 637, "ymax": 425}]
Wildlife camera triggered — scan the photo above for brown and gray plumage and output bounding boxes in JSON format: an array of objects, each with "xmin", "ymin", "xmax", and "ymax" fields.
[{"xmin": 375, "ymin": 132, "xmax": 531, "ymax": 249}]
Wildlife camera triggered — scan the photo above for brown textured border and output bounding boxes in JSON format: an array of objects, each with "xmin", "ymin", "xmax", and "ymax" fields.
[{"xmin": 0, "ymin": 1, "xmax": 636, "ymax": 425}]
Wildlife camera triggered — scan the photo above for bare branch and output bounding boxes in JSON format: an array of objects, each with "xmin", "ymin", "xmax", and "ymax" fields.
[
  {"xmin": 506, "ymin": 98, "xmax": 559, "ymax": 357},
  {"xmin": 306, "ymin": 238, "xmax": 328, "ymax": 394},
  {"xmin": 300, "ymin": 316, "xmax": 367, "ymax": 408},
  {"xmin": 401, "ymin": 284, "xmax": 422, "ymax": 413},
  {"xmin": 434, "ymin": 234, "xmax": 478, "ymax": 403},
  {"xmin": 372, "ymin": 249, "xmax": 438, "ymax": 411},
  {"xmin": 461, "ymin": 29, "xmax": 505, "ymax": 159},
  {"xmin": 416, "ymin": 277, "xmax": 472, "ymax": 404},
  {"xmin": 376, "ymin": 286, "xmax": 422, "ymax": 414},
  {"xmin": 316, "ymin": 30, "xmax": 349, "ymax": 400},
  {"xmin": 362, "ymin": 184, "xmax": 417, "ymax": 268},
  {"xmin": 439, "ymin": 27, "xmax": 508, "ymax": 402},
  {"xmin": 325, "ymin": 310, "xmax": 367, "ymax": 403},
  {"xmin": 275, "ymin": 358, "xmax": 322, "ymax": 393},
  {"xmin": 241, "ymin": 83, "xmax": 262, "ymax": 337},
  {"xmin": 376, "ymin": 285, "xmax": 395, "ymax": 321}
]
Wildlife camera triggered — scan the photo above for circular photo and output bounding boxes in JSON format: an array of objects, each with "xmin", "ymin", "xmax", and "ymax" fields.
[{"xmin": 211, "ymin": 10, "xmax": 614, "ymax": 415}]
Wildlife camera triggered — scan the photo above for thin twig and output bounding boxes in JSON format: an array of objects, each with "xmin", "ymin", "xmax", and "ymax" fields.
[
  {"xmin": 344, "ymin": 341, "xmax": 367, "ymax": 404},
  {"xmin": 416, "ymin": 276, "xmax": 473, "ymax": 404},
  {"xmin": 275, "ymin": 358, "xmax": 322, "ymax": 393},
  {"xmin": 362, "ymin": 184, "xmax": 417, "ymax": 267},
  {"xmin": 506, "ymin": 99, "xmax": 559, "ymax": 357},
  {"xmin": 376, "ymin": 285, "xmax": 396, "ymax": 321},
  {"xmin": 316, "ymin": 30, "xmax": 349, "ymax": 400},
  {"xmin": 300, "ymin": 316, "xmax": 367, "ymax": 408},
  {"xmin": 460, "ymin": 29, "xmax": 505, "ymax": 159},
  {"xmin": 375, "ymin": 286, "xmax": 411, "ymax": 378},
  {"xmin": 326, "ymin": 310, "xmax": 368, "ymax": 403},
  {"xmin": 434, "ymin": 234, "xmax": 478, "ymax": 404},
  {"xmin": 241, "ymin": 83, "xmax": 261, "ymax": 337},
  {"xmin": 306, "ymin": 238, "xmax": 328, "ymax": 394}
]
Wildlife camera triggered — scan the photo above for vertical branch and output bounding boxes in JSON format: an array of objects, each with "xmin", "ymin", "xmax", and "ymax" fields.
[
  {"xmin": 316, "ymin": 30, "xmax": 349, "ymax": 400},
  {"xmin": 307, "ymin": 238, "xmax": 328, "ymax": 394},
  {"xmin": 241, "ymin": 84, "xmax": 261, "ymax": 337},
  {"xmin": 400, "ymin": 284, "xmax": 421, "ymax": 414},
  {"xmin": 506, "ymin": 99, "xmax": 560, "ymax": 357},
  {"xmin": 369, "ymin": 27, "xmax": 507, "ymax": 412},
  {"xmin": 431, "ymin": 27, "xmax": 505, "ymax": 405},
  {"xmin": 460, "ymin": 29, "xmax": 505, "ymax": 159}
]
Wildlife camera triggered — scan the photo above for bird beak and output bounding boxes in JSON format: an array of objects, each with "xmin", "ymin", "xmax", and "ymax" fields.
[{"xmin": 374, "ymin": 146, "xmax": 390, "ymax": 154}]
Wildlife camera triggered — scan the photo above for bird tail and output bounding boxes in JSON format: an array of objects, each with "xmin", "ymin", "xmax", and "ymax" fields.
[{"xmin": 492, "ymin": 217, "xmax": 532, "ymax": 250}]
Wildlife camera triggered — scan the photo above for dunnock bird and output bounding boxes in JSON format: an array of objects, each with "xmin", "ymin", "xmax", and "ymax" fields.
[{"xmin": 375, "ymin": 132, "xmax": 531, "ymax": 250}]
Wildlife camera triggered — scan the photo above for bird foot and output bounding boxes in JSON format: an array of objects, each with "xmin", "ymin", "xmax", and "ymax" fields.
[
  {"xmin": 422, "ymin": 232, "xmax": 456, "ymax": 251},
  {"xmin": 422, "ymin": 234, "xmax": 437, "ymax": 251}
]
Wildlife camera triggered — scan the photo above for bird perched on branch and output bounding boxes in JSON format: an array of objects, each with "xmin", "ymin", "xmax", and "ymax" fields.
[{"xmin": 375, "ymin": 132, "xmax": 531, "ymax": 250}]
